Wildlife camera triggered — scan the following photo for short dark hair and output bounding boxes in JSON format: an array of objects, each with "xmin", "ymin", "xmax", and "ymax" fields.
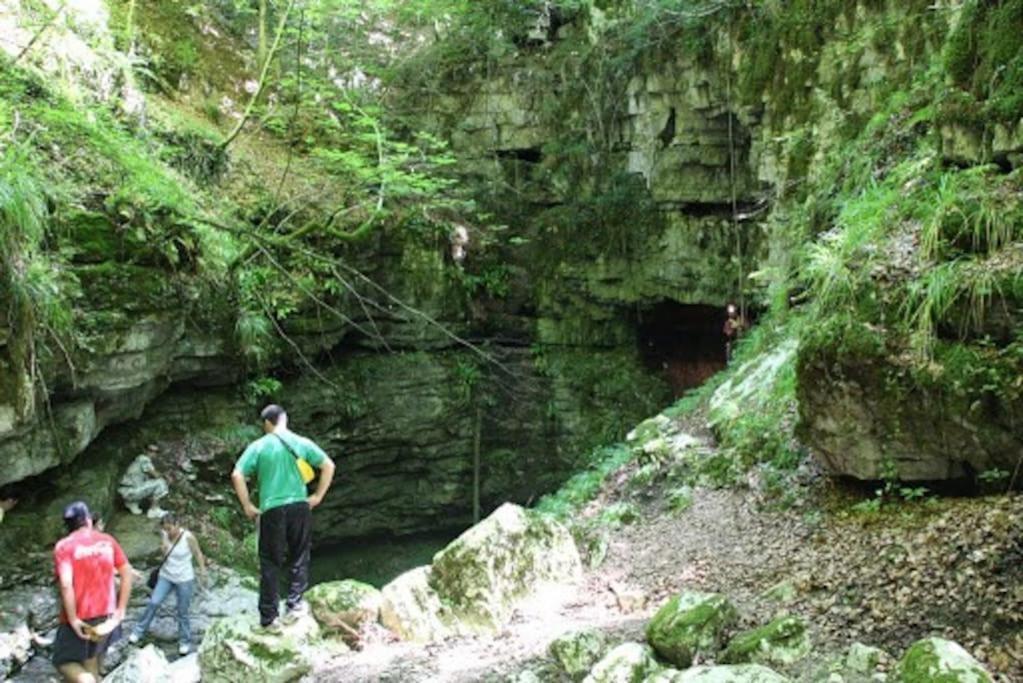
[
  {"xmin": 160, "ymin": 511, "xmax": 177, "ymax": 527},
  {"xmin": 260, "ymin": 404, "xmax": 286, "ymax": 426},
  {"xmin": 63, "ymin": 501, "xmax": 91, "ymax": 532}
]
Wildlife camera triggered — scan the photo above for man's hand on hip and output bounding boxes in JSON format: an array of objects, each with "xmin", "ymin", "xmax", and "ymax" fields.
[
  {"xmin": 243, "ymin": 502, "xmax": 260, "ymax": 520},
  {"xmin": 307, "ymin": 493, "xmax": 323, "ymax": 509}
]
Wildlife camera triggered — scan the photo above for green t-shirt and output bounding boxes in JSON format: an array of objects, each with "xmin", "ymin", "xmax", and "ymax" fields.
[{"xmin": 236, "ymin": 431, "xmax": 328, "ymax": 512}]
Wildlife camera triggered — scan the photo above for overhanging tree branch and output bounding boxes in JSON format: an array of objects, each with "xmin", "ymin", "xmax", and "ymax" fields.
[{"xmin": 221, "ymin": 0, "xmax": 296, "ymax": 150}]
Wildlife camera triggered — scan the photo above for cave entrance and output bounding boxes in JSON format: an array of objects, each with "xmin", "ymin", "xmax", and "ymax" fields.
[{"xmin": 637, "ymin": 302, "xmax": 727, "ymax": 397}]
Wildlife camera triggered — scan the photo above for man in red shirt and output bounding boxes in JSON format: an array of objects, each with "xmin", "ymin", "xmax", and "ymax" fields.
[{"xmin": 51, "ymin": 501, "xmax": 133, "ymax": 683}]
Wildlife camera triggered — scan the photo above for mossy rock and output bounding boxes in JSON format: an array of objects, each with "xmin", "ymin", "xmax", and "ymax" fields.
[
  {"xmin": 646, "ymin": 591, "xmax": 738, "ymax": 668},
  {"xmin": 581, "ymin": 642, "xmax": 660, "ymax": 683},
  {"xmin": 197, "ymin": 612, "xmax": 321, "ymax": 683},
  {"xmin": 650, "ymin": 664, "xmax": 791, "ymax": 682},
  {"xmin": 549, "ymin": 628, "xmax": 610, "ymax": 681},
  {"xmin": 429, "ymin": 503, "xmax": 583, "ymax": 632},
  {"xmin": 721, "ymin": 615, "xmax": 810, "ymax": 667},
  {"xmin": 306, "ymin": 579, "xmax": 383, "ymax": 634},
  {"xmin": 894, "ymin": 637, "xmax": 993, "ymax": 682}
]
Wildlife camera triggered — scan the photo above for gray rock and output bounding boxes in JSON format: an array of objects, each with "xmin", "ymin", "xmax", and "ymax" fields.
[
  {"xmin": 305, "ymin": 579, "xmax": 383, "ymax": 634},
  {"xmin": 428, "ymin": 503, "xmax": 583, "ymax": 632},
  {"xmin": 582, "ymin": 642, "xmax": 660, "ymax": 683},
  {"xmin": 549, "ymin": 628, "xmax": 611, "ymax": 680},
  {"xmin": 651, "ymin": 665, "xmax": 791, "ymax": 682},
  {"xmin": 846, "ymin": 642, "xmax": 888, "ymax": 675},
  {"xmin": 103, "ymin": 644, "xmax": 171, "ymax": 683},
  {"xmin": 197, "ymin": 611, "xmax": 321, "ymax": 683}
]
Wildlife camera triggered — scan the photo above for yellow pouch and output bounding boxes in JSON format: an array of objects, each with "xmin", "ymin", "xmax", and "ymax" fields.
[
  {"xmin": 274, "ymin": 434, "xmax": 316, "ymax": 484},
  {"xmin": 296, "ymin": 457, "xmax": 315, "ymax": 484}
]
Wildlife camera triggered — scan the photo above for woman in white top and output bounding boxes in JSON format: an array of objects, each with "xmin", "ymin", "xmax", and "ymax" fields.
[{"xmin": 128, "ymin": 512, "xmax": 207, "ymax": 654}]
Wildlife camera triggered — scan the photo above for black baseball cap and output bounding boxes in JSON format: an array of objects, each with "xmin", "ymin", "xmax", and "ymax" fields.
[{"xmin": 62, "ymin": 501, "xmax": 91, "ymax": 531}]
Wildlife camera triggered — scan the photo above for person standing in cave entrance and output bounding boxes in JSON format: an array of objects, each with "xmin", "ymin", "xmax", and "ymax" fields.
[
  {"xmin": 51, "ymin": 501, "xmax": 133, "ymax": 683},
  {"xmin": 231, "ymin": 404, "xmax": 336, "ymax": 633},
  {"xmin": 723, "ymin": 303, "xmax": 746, "ymax": 362}
]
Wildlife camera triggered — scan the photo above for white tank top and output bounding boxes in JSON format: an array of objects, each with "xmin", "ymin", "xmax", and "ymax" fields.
[{"xmin": 159, "ymin": 530, "xmax": 195, "ymax": 583}]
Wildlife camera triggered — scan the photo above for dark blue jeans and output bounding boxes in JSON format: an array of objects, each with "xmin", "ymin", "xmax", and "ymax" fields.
[
  {"xmin": 258, "ymin": 501, "xmax": 312, "ymax": 626},
  {"xmin": 133, "ymin": 577, "xmax": 195, "ymax": 645}
]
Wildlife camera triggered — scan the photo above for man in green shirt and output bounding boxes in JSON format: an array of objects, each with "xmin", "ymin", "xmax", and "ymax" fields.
[{"xmin": 231, "ymin": 404, "xmax": 336, "ymax": 631}]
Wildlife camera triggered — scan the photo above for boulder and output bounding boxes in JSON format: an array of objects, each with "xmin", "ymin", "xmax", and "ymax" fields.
[
  {"xmin": 0, "ymin": 623, "xmax": 33, "ymax": 680},
  {"xmin": 306, "ymin": 579, "xmax": 383, "ymax": 634},
  {"xmin": 0, "ymin": 584, "xmax": 58, "ymax": 678},
  {"xmin": 380, "ymin": 566, "xmax": 461, "ymax": 643},
  {"xmin": 127, "ymin": 566, "xmax": 257, "ymax": 645},
  {"xmin": 428, "ymin": 503, "xmax": 583, "ymax": 631},
  {"xmin": 549, "ymin": 628, "xmax": 611, "ymax": 681},
  {"xmin": 845, "ymin": 642, "xmax": 888, "ymax": 675},
  {"xmin": 103, "ymin": 644, "xmax": 171, "ymax": 683},
  {"xmin": 168, "ymin": 652, "xmax": 201, "ymax": 683},
  {"xmin": 894, "ymin": 638, "xmax": 992, "ymax": 682},
  {"xmin": 646, "ymin": 591, "xmax": 738, "ymax": 668},
  {"xmin": 721, "ymin": 615, "xmax": 810, "ymax": 666},
  {"xmin": 197, "ymin": 612, "xmax": 322, "ymax": 683},
  {"xmin": 650, "ymin": 664, "xmax": 791, "ymax": 682},
  {"xmin": 582, "ymin": 642, "xmax": 660, "ymax": 683}
]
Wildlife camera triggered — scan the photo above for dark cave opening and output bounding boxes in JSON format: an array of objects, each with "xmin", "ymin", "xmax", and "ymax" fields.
[{"xmin": 636, "ymin": 302, "xmax": 729, "ymax": 397}]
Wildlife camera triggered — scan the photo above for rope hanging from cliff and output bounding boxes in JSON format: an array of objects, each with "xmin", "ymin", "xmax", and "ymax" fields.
[{"xmin": 724, "ymin": 11, "xmax": 746, "ymax": 322}]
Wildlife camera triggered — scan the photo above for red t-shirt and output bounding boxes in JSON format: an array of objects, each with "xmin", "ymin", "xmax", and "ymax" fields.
[{"xmin": 53, "ymin": 528, "xmax": 128, "ymax": 623}]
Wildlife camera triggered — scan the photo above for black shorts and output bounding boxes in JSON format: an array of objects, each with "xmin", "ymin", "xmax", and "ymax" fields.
[{"xmin": 51, "ymin": 615, "xmax": 121, "ymax": 667}]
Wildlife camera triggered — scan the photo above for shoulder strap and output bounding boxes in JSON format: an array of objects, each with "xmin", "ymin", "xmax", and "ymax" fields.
[
  {"xmin": 157, "ymin": 531, "xmax": 184, "ymax": 570},
  {"xmin": 273, "ymin": 433, "xmax": 301, "ymax": 461}
]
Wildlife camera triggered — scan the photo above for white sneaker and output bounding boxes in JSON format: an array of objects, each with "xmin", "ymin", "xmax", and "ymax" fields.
[
  {"xmin": 178, "ymin": 643, "xmax": 190, "ymax": 655},
  {"xmin": 282, "ymin": 601, "xmax": 309, "ymax": 624},
  {"xmin": 128, "ymin": 633, "xmax": 139, "ymax": 645}
]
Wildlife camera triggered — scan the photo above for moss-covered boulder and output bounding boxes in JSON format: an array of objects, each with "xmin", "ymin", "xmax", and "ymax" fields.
[
  {"xmin": 550, "ymin": 628, "xmax": 611, "ymax": 681},
  {"xmin": 581, "ymin": 642, "xmax": 660, "ymax": 683},
  {"xmin": 306, "ymin": 579, "xmax": 383, "ymax": 634},
  {"xmin": 197, "ymin": 612, "xmax": 325, "ymax": 683},
  {"xmin": 721, "ymin": 615, "xmax": 810, "ymax": 667},
  {"xmin": 429, "ymin": 503, "xmax": 583, "ymax": 631},
  {"xmin": 379, "ymin": 566, "xmax": 461, "ymax": 643},
  {"xmin": 646, "ymin": 591, "xmax": 738, "ymax": 668},
  {"xmin": 650, "ymin": 664, "xmax": 791, "ymax": 682},
  {"xmin": 894, "ymin": 637, "xmax": 993, "ymax": 682}
]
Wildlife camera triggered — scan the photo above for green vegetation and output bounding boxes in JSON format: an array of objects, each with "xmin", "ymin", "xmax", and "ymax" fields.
[{"xmin": 535, "ymin": 444, "xmax": 631, "ymax": 519}]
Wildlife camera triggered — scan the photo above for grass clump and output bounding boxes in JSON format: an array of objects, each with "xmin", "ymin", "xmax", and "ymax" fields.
[{"xmin": 535, "ymin": 444, "xmax": 631, "ymax": 519}]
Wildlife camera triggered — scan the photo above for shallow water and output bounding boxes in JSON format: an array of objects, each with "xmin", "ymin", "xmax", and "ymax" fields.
[{"xmin": 309, "ymin": 530, "xmax": 461, "ymax": 588}]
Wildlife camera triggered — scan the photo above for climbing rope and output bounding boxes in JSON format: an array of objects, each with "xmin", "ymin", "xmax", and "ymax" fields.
[{"xmin": 724, "ymin": 8, "xmax": 746, "ymax": 323}]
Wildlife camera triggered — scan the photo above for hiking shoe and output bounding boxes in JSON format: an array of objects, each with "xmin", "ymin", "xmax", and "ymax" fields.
[
  {"xmin": 282, "ymin": 601, "xmax": 309, "ymax": 625},
  {"xmin": 255, "ymin": 619, "xmax": 282, "ymax": 635},
  {"xmin": 178, "ymin": 643, "xmax": 190, "ymax": 655},
  {"xmin": 127, "ymin": 632, "xmax": 140, "ymax": 645}
]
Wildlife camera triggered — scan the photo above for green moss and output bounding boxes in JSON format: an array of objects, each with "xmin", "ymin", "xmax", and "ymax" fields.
[
  {"xmin": 943, "ymin": 0, "xmax": 1023, "ymax": 123},
  {"xmin": 721, "ymin": 615, "xmax": 810, "ymax": 666},
  {"xmin": 896, "ymin": 638, "xmax": 993, "ymax": 682},
  {"xmin": 646, "ymin": 591, "xmax": 738, "ymax": 668}
]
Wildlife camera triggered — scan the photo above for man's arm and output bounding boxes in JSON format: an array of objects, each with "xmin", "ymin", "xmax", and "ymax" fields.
[
  {"xmin": 113, "ymin": 562, "xmax": 132, "ymax": 623},
  {"xmin": 231, "ymin": 469, "xmax": 260, "ymax": 519},
  {"xmin": 57, "ymin": 564, "xmax": 88, "ymax": 640},
  {"xmin": 308, "ymin": 456, "xmax": 335, "ymax": 509}
]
